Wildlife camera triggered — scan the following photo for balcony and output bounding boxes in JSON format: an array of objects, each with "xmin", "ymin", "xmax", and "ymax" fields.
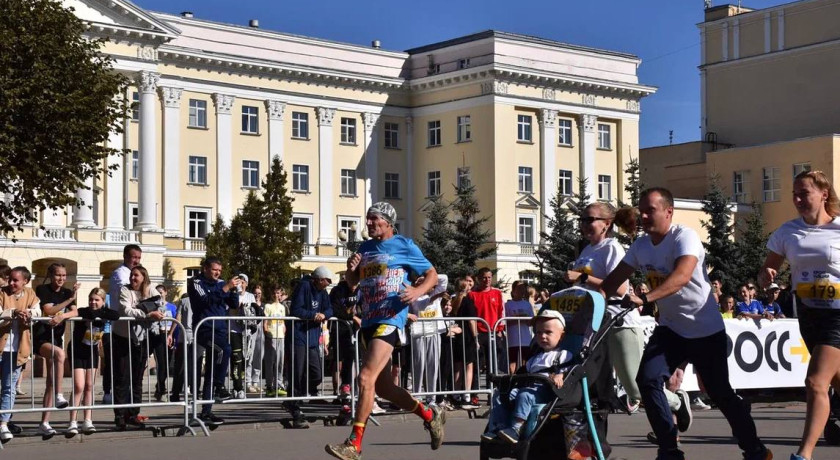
[
  {"xmin": 303, "ymin": 244, "xmax": 316, "ymax": 256},
  {"xmin": 32, "ymin": 227, "xmax": 75, "ymax": 241},
  {"xmin": 520, "ymin": 243, "xmax": 536, "ymax": 255},
  {"xmin": 102, "ymin": 230, "xmax": 138, "ymax": 243},
  {"xmin": 184, "ymin": 238, "xmax": 206, "ymax": 251}
]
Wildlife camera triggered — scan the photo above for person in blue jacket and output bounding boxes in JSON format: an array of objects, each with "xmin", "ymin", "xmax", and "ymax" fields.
[
  {"xmin": 287, "ymin": 266, "xmax": 334, "ymax": 428},
  {"xmin": 735, "ymin": 284, "xmax": 772, "ymax": 320}
]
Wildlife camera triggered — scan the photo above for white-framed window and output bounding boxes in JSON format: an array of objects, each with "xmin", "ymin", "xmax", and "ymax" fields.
[
  {"xmin": 384, "ymin": 122, "xmax": 399, "ymax": 149},
  {"xmin": 186, "ymin": 208, "xmax": 210, "ymax": 239},
  {"xmin": 186, "ymin": 267, "xmax": 201, "ymax": 279},
  {"xmin": 292, "ymin": 164, "xmax": 309, "ymax": 192},
  {"xmin": 558, "ymin": 119, "xmax": 573, "ymax": 146},
  {"xmin": 131, "ymin": 150, "xmax": 139, "ymax": 180},
  {"xmin": 733, "ymin": 170, "xmax": 750, "ymax": 203},
  {"xmin": 127, "ymin": 203, "xmax": 139, "ymax": 229},
  {"xmin": 338, "ymin": 217, "xmax": 360, "ymax": 243},
  {"xmin": 458, "ymin": 58, "xmax": 470, "ymax": 69},
  {"xmin": 763, "ymin": 167, "xmax": 781, "ymax": 202},
  {"xmin": 384, "ymin": 173, "xmax": 400, "ymax": 199},
  {"xmin": 188, "ymin": 156, "xmax": 207, "ymax": 185},
  {"xmin": 457, "ymin": 115, "xmax": 471, "ymax": 142},
  {"xmin": 517, "ymin": 115, "xmax": 532, "ymax": 142},
  {"xmin": 518, "ymin": 166, "xmax": 533, "ymax": 193},
  {"xmin": 598, "ymin": 175, "xmax": 612, "ymax": 201},
  {"xmin": 131, "ymin": 91, "xmax": 140, "ymax": 121},
  {"xmin": 291, "ymin": 214, "xmax": 312, "ymax": 245},
  {"xmin": 558, "ymin": 169, "xmax": 573, "ymax": 196},
  {"xmin": 292, "ymin": 112, "xmax": 309, "ymax": 139},
  {"xmin": 518, "ymin": 215, "xmax": 535, "ymax": 244},
  {"xmin": 519, "ymin": 271, "xmax": 539, "ymax": 284},
  {"xmin": 428, "ymin": 171, "xmax": 441, "ymax": 197},
  {"xmin": 427, "ymin": 120, "xmax": 441, "ymax": 147},
  {"xmin": 793, "ymin": 162, "xmax": 811, "ymax": 180},
  {"xmin": 242, "ymin": 160, "xmax": 259, "ymax": 188},
  {"xmin": 340, "ymin": 169, "xmax": 357, "ymax": 196},
  {"xmin": 340, "ymin": 117, "xmax": 357, "ymax": 144},
  {"xmin": 188, "ymin": 99, "xmax": 207, "ymax": 128},
  {"xmin": 241, "ymin": 105, "xmax": 259, "ymax": 134},
  {"xmin": 598, "ymin": 123, "xmax": 611, "ymax": 149},
  {"xmin": 394, "ymin": 219, "xmax": 404, "ymax": 235},
  {"xmin": 456, "ymin": 167, "xmax": 471, "ymax": 189}
]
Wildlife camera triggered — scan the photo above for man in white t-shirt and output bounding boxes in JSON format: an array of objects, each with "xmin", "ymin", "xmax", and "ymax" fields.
[{"xmin": 602, "ymin": 187, "xmax": 770, "ymax": 460}]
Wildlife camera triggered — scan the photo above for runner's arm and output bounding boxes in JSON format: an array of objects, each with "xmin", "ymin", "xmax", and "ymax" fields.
[
  {"xmin": 758, "ymin": 251, "xmax": 785, "ymax": 288},
  {"xmin": 601, "ymin": 261, "xmax": 635, "ymax": 298}
]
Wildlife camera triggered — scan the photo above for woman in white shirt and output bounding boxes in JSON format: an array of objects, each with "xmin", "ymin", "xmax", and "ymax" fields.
[
  {"xmin": 760, "ymin": 170, "xmax": 840, "ymax": 460},
  {"xmin": 565, "ymin": 202, "xmax": 644, "ymax": 413}
]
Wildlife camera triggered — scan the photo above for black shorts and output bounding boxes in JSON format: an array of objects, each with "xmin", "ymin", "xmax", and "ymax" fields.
[
  {"xmin": 33, "ymin": 335, "xmax": 64, "ymax": 355},
  {"xmin": 798, "ymin": 306, "xmax": 840, "ymax": 352},
  {"xmin": 360, "ymin": 324, "xmax": 403, "ymax": 349},
  {"xmin": 68, "ymin": 342, "xmax": 99, "ymax": 369}
]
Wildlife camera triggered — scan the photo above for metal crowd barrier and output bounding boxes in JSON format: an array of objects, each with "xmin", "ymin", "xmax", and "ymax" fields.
[{"xmin": 492, "ymin": 317, "xmax": 534, "ymax": 376}]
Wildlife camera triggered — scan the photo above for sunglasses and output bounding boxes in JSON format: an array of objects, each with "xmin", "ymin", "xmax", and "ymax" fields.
[{"xmin": 578, "ymin": 216, "xmax": 608, "ymax": 224}]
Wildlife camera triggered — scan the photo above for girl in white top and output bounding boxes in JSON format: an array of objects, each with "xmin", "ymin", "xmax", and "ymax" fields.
[
  {"xmin": 564, "ymin": 202, "xmax": 644, "ymax": 412},
  {"xmin": 504, "ymin": 281, "xmax": 534, "ymax": 373},
  {"xmin": 760, "ymin": 170, "xmax": 840, "ymax": 460}
]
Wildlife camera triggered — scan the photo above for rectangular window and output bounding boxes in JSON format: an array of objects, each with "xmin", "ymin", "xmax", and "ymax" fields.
[
  {"xmin": 457, "ymin": 167, "xmax": 471, "ymax": 189},
  {"xmin": 427, "ymin": 120, "xmax": 441, "ymax": 147},
  {"xmin": 340, "ymin": 117, "xmax": 357, "ymax": 144},
  {"xmin": 291, "ymin": 215, "xmax": 311, "ymax": 245},
  {"xmin": 517, "ymin": 115, "xmax": 532, "ymax": 142},
  {"xmin": 518, "ymin": 216, "xmax": 535, "ymax": 244},
  {"xmin": 558, "ymin": 170, "xmax": 573, "ymax": 196},
  {"xmin": 457, "ymin": 115, "xmax": 471, "ymax": 142},
  {"xmin": 733, "ymin": 170, "xmax": 750, "ymax": 203},
  {"xmin": 131, "ymin": 91, "xmax": 140, "ymax": 121},
  {"xmin": 384, "ymin": 173, "xmax": 400, "ymax": 199},
  {"xmin": 384, "ymin": 122, "xmax": 399, "ymax": 149},
  {"xmin": 339, "ymin": 218, "xmax": 359, "ymax": 243},
  {"xmin": 242, "ymin": 160, "xmax": 259, "ymax": 188},
  {"xmin": 127, "ymin": 203, "xmax": 139, "ymax": 229},
  {"xmin": 598, "ymin": 175, "xmax": 612, "ymax": 201},
  {"xmin": 598, "ymin": 123, "xmax": 611, "ymax": 149},
  {"xmin": 292, "ymin": 164, "xmax": 309, "ymax": 192},
  {"xmin": 292, "ymin": 112, "xmax": 309, "ymax": 139},
  {"xmin": 188, "ymin": 156, "xmax": 207, "ymax": 185},
  {"xmin": 518, "ymin": 166, "xmax": 533, "ymax": 193},
  {"xmin": 793, "ymin": 162, "xmax": 811, "ymax": 180},
  {"xmin": 131, "ymin": 150, "xmax": 139, "ymax": 180},
  {"xmin": 187, "ymin": 209, "xmax": 210, "ymax": 239},
  {"xmin": 763, "ymin": 167, "xmax": 781, "ymax": 202},
  {"xmin": 458, "ymin": 58, "xmax": 470, "ymax": 69},
  {"xmin": 241, "ymin": 106, "xmax": 259, "ymax": 134},
  {"xmin": 188, "ymin": 99, "xmax": 207, "ymax": 128},
  {"xmin": 558, "ymin": 119, "xmax": 573, "ymax": 146},
  {"xmin": 341, "ymin": 169, "xmax": 357, "ymax": 196},
  {"xmin": 428, "ymin": 171, "xmax": 441, "ymax": 197}
]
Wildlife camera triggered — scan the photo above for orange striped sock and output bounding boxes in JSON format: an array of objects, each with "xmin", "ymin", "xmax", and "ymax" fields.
[
  {"xmin": 412, "ymin": 400, "xmax": 434, "ymax": 422},
  {"xmin": 348, "ymin": 422, "xmax": 366, "ymax": 452}
]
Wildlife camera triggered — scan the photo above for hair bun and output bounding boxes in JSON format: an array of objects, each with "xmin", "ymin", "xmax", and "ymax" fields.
[{"xmin": 614, "ymin": 207, "xmax": 638, "ymax": 235}]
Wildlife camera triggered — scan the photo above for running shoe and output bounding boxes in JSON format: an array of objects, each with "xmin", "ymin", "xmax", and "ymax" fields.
[
  {"xmin": 199, "ymin": 412, "xmax": 225, "ymax": 425},
  {"xmin": 325, "ymin": 440, "xmax": 361, "ymax": 460},
  {"xmin": 424, "ymin": 405, "xmax": 446, "ymax": 450},
  {"xmin": 55, "ymin": 393, "xmax": 70, "ymax": 409},
  {"xmin": 621, "ymin": 393, "xmax": 640, "ymax": 414},
  {"xmin": 691, "ymin": 396, "xmax": 712, "ymax": 411},
  {"xmin": 675, "ymin": 389, "xmax": 693, "ymax": 433},
  {"xmin": 65, "ymin": 421, "xmax": 78, "ymax": 438},
  {"xmin": 371, "ymin": 401, "xmax": 386, "ymax": 415},
  {"xmin": 81, "ymin": 420, "xmax": 96, "ymax": 435},
  {"xmin": 0, "ymin": 424, "xmax": 12, "ymax": 443},
  {"xmin": 38, "ymin": 422, "xmax": 57, "ymax": 438},
  {"xmin": 789, "ymin": 454, "xmax": 805, "ymax": 460},
  {"xmin": 497, "ymin": 427, "xmax": 519, "ymax": 444},
  {"xmin": 214, "ymin": 386, "xmax": 233, "ymax": 402}
]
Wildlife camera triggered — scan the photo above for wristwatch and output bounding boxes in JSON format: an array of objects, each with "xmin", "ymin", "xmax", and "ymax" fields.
[{"xmin": 578, "ymin": 273, "xmax": 589, "ymax": 285}]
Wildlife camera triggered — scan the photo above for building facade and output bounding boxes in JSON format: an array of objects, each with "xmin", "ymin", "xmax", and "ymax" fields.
[{"xmin": 0, "ymin": 0, "xmax": 655, "ymax": 294}]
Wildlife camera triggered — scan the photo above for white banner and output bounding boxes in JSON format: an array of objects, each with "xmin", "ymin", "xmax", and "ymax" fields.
[{"xmin": 638, "ymin": 318, "xmax": 810, "ymax": 390}]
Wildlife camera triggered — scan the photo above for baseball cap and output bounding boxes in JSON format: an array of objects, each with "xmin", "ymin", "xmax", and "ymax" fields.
[
  {"xmin": 237, "ymin": 273, "xmax": 249, "ymax": 284},
  {"xmin": 533, "ymin": 308, "xmax": 566, "ymax": 328},
  {"xmin": 312, "ymin": 266, "xmax": 335, "ymax": 283},
  {"xmin": 768, "ymin": 283, "xmax": 780, "ymax": 290}
]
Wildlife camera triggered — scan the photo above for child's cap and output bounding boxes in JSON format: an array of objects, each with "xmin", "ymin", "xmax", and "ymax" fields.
[{"xmin": 532, "ymin": 309, "xmax": 566, "ymax": 328}]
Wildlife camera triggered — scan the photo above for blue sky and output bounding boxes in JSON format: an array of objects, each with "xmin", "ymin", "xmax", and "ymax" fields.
[{"xmin": 134, "ymin": 0, "xmax": 790, "ymax": 148}]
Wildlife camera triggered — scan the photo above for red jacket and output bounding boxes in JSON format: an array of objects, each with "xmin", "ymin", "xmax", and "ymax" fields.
[{"xmin": 469, "ymin": 288, "xmax": 505, "ymax": 333}]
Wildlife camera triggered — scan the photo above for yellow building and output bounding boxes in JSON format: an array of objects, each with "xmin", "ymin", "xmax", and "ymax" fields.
[
  {"xmin": 0, "ymin": 0, "xmax": 656, "ymax": 294},
  {"xmin": 641, "ymin": 0, "xmax": 840, "ymax": 233}
]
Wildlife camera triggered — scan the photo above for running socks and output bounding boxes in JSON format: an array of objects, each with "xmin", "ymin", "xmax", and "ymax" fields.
[
  {"xmin": 412, "ymin": 401, "xmax": 434, "ymax": 422},
  {"xmin": 348, "ymin": 422, "xmax": 366, "ymax": 452}
]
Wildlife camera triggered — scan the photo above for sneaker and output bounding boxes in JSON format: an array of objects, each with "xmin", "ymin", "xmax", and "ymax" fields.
[
  {"xmin": 621, "ymin": 393, "xmax": 640, "ymax": 414},
  {"xmin": 675, "ymin": 389, "xmax": 693, "ymax": 433},
  {"xmin": 325, "ymin": 440, "xmax": 361, "ymax": 460},
  {"xmin": 55, "ymin": 393, "xmax": 69, "ymax": 409},
  {"xmin": 199, "ymin": 412, "xmax": 225, "ymax": 425},
  {"xmin": 102, "ymin": 393, "xmax": 112, "ymax": 405},
  {"xmin": 423, "ymin": 405, "xmax": 446, "ymax": 450},
  {"xmin": 745, "ymin": 448, "xmax": 773, "ymax": 460},
  {"xmin": 292, "ymin": 415, "xmax": 310, "ymax": 429},
  {"xmin": 170, "ymin": 394, "xmax": 181, "ymax": 403},
  {"xmin": 38, "ymin": 422, "xmax": 57, "ymax": 438},
  {"xmin": 214, "ymin": 387, "xmax": 233, "ymax": 402},
  {"xmin": 275, "ymin": 387, "xmax": 288, "ymax": 397},
  {"xmin": 114, "ymin": 416, "xmax": 127, "ymax": 431},
  {"xmin": 480, "ymin": 432, "xmax": 498, "ymax": 442},
  {"xmin": 7, "ymin": 423, "xmax": 21, "ymax": 435},
  {"xmin": 439, "ymin": 400, "xmax": 455, "ymax": 411},
  {"xmin": 789, "ymin": 454, "xmax": 805, "ymax": 460},
  {"xmin": 471, "ymin": 396, "xmax": 481, "ymax": 406},
  {"xmin": 339, "ymin": 384, "xmax": 351, "ymax": 396},
  {"xmin": 265, "ymin": 389, "xmax": 276, "ymax": 397},
  {"xmin": 371, "ymin": 401, "xmax": 386, "ymax": 415},
  {"xmin": 0, "ymin": 424, "xmax": 12, "ymax": 443},
  {"xmin": 15, "ymin": 388, "xmax": 25, "ymax": 396},
  {"xmin": 235, "ymin": 390, "xmax": 246, "ymax": 399},
  {"xmin": 124, "ymin": 416, "xmax": 146, "ymax": 427},
  {"xmin": 498, "ymin": 426, "xmax": 520, "ymax": 444},
  {"xmin": 459, "ymin": 396, "xmax": 479, "ymax": 410},
  {"xmin": 691, "ymin": 396, "xmax": 712, "ymax": 411},
  {"xmin": 247, "ymin": 385, "xmax": 260, "ymax": 393},
  {"xmin": 65, "ymin": 421, "xmax": 79, "ymax": 438},
  {"xmin": 81, "ymin": 420, "xmax": 96, "ymax": 435}
]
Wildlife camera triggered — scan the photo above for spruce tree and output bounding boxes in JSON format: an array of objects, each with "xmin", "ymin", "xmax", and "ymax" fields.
[
  {"xmin": 621, "ymin": 156, "xmax": 644, "ymax": 208},
  {"xmin": 534, "ymin": 177, "xmax": 589, "ymax": 292},
  {"xmin": 161, "ymin": 258, "xmax": 180, "ymax": 301},
  {"xmin": 417, "ymin": 195, "xmax": 456, "ymax": 276},
  {"xmin": 701, "ymin": 175, "xmax": 739, "ymax": 293},
  {"xmin": 449, "ymin": 176, "xmax": 496, "ymax": 279},
  {"xmin": 733, "ymin": 203, "xmax": 769, "ymax": 287},
  {"xmin": 204, "ymin": 214, "xmax": 234, "ymax": 281}
]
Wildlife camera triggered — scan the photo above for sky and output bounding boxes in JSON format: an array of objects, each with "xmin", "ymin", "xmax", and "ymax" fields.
[{"xmin": 134, "ymin": 0, "xmax": 792, "ymax": 148}]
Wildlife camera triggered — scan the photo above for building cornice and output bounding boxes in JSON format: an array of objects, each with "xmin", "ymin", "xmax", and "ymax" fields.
[{"xmin": 699, "ymin": 36, "xmax": 840, "ymax": 70}]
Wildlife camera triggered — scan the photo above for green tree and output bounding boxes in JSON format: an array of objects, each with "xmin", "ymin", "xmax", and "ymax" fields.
[
  {"xmin": 417, "ymin": 195, "xmax": 456, "ymax": 276},
  {"xmin": 621, "ymin": 156, "xmax": 644, "ymax": 208},
  {"xmin": 733, "ymin": 203, "xmax": 769, "ymax": 287},
  {"xmin": 0, "ymin": 0, "xmax": 129, "ymax": 235},
  {"xmin": 534, "ymin": 177, "xmax": 589, "ymax": 292},
  {"xmin": 701, "ymin": 175, "xmax": 739, "ymax": 293},
  {"xmin": 204, "ymin": 215, "xmax": 235, "ymax": 281},
  {"xmin": 161, "ymin": 258, "xmax": 181, "ymax": 301},
  {"xmin": 449, "ymin": 174, "xmax": 496, "ymax": 279}
]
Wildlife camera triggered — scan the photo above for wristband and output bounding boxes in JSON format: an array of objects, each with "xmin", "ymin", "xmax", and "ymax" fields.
[{"xmin": 578, "ymin": 273, "xmax": 589, "ymax": 285}]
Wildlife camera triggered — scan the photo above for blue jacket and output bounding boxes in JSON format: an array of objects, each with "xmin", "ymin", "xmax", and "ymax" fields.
[
  {"xmin": 289, "ymin": 275, "xmax": 333, "ymax": 347},
  {"xmin": 188, "ymin": 274, "xmax": 239, "ymax": 335}
]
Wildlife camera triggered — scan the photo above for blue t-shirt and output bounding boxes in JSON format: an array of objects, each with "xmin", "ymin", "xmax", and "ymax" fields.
[
  {"xmin": 357, "ymin": 235, "xmax": 433, "ymax": 329},
  {"xmin": 736, "ymin": 299, "xmax": 764, "ymax": 315},
  {"xmin": 763, "ymin": 301, "xmax": 783, "ymax": 317}
]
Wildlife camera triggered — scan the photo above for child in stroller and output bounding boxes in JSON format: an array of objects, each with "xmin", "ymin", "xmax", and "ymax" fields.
[{"xmin": 481, "ymin": 309, "xmax": 593, "ymax": 459}]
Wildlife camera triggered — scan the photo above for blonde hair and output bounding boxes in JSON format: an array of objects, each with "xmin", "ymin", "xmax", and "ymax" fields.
[
  {"xmin": 88, "ymin": 287, "xmax": 107, "ymax": 301},
  {"xmin": 585, "ymin": 202, "xmax": 638, "ymax": 236},
  {"xmin": 796, "ymin": 170, "xmax": 840, "ymax": 217}
]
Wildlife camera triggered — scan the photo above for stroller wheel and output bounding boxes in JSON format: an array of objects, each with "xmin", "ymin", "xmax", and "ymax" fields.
[{"xmin": 825, "ymin": 420, "xmax": 840, "ymax": 445}]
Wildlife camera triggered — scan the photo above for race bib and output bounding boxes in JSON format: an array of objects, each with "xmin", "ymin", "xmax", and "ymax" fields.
[
  {"xmin": 646, "ymin": 271, "xmax": 667, "ymax": 290},
  {"xmin": 795, "ymin": 269, "xmax": 840, "ymax": 308},
  {"xmin": 549, "ymin": 291, "xmax": 587, "ymax": 315}
]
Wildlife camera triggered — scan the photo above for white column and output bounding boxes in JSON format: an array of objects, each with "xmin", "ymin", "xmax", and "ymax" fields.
[
  {"xmin": 579, "ymin": 114, "xmax": 597, "ymax": 203},
  {"xmin": 71, "ymin": 175, "xmax": 96, "ymax": 228},
  {"xmin": 105, "ymin": 124, "xmax": 125, "ymax": 230},
  {"xmin": 266, "ymin": 100, "xmax": 286, "ymax": 163},
  {"xmin": 317, "ymin": 107, "xmax": 336, "ymax": 246},
  {"xmin": 363, "ymin": 112, "xmax": 380, "ymax": 210},
  {"xmin": 160, "ymin": 86, "xmax": 183, "ymax": 236},
  {"xmin": 539, "ymin": 109, "xmax": 557, "ymax": 234},
  {"xmin": 213, "ymin": 93, "xmax": 235, "ymax": 223},
  {"xmin": 136, "ymin": 71, "xmax": 160, "ymax": 230},
  {"xmin": 405, "ymin": 116, "xmax": 414, "ymax": 238}
]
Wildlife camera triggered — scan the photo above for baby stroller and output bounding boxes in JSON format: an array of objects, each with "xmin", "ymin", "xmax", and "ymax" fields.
[{"xmin": 479, "ymin": 286, "xmax": 631, "ymax": 460}]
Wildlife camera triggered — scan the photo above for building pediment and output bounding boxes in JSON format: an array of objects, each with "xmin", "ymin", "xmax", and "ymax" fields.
[
  {"xmin": 65, "ymin": 0, "xmax": 179, "ymax": 41},
  {"xmin": 515, "ymin": 194, "xmax": 541, "ymax": 210}
]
